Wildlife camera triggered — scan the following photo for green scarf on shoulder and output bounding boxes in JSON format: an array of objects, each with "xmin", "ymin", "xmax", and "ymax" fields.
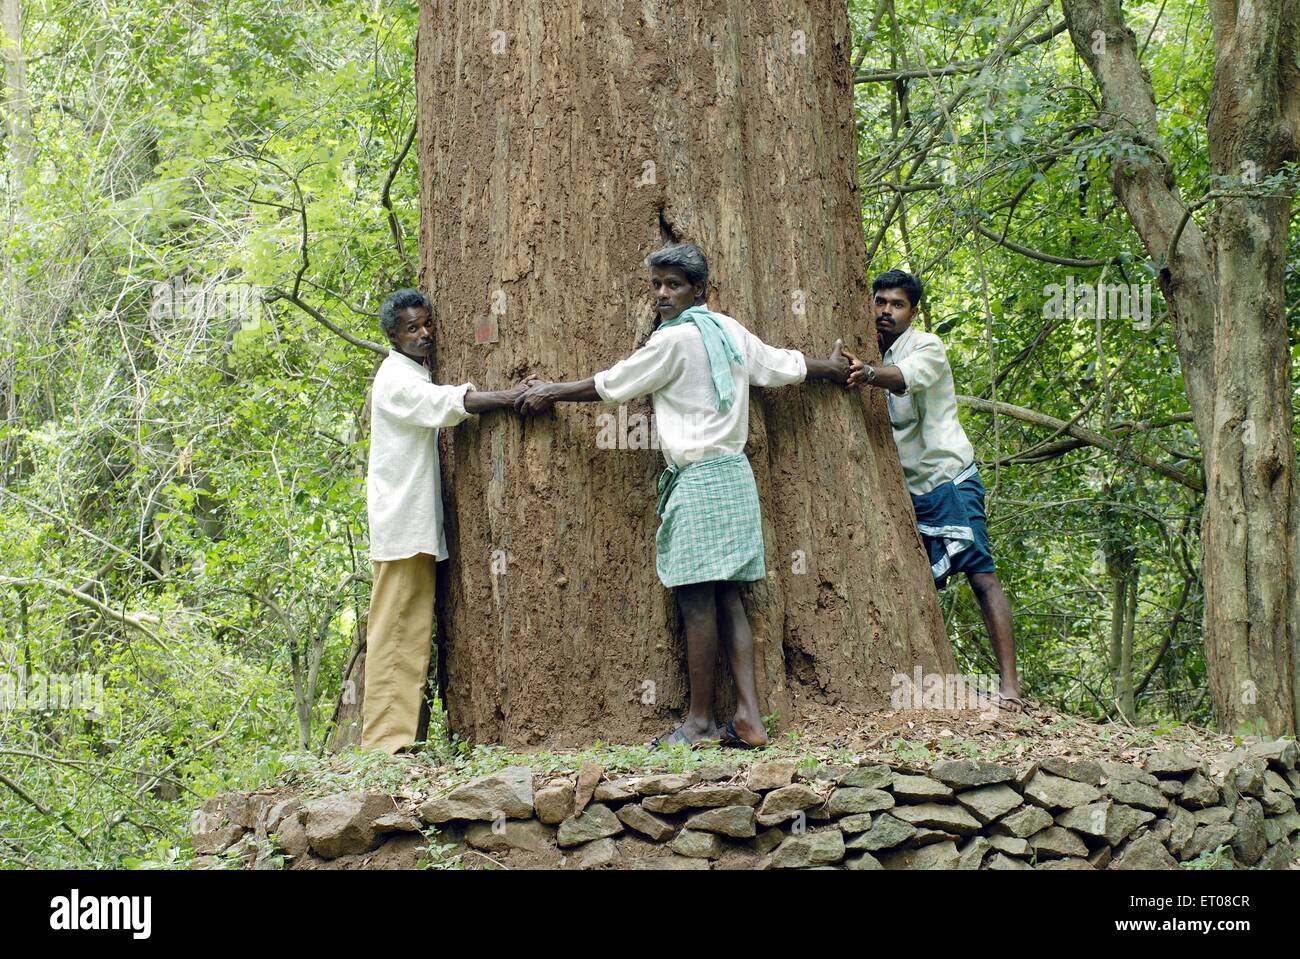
[{"xmin": 658, "ymin": 304, "xmax": 743, "ymax": 411}]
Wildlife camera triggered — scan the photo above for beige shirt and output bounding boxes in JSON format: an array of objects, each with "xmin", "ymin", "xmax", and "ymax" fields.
[
  {"xmin": 593, "ymin": 313, "xmax": 807, "ymax": 468},
  {"xmin": 367, "ymin": 351, "xmax": 474, "ymax": 562},
  {"xmin": 883, "ymin": 324, "xmax": 976, "ymax": 496}
]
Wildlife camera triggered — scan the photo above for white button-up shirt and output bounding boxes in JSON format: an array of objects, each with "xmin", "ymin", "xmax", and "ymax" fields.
[
  {"xmin": 367, "ymin": 351, "xmax": 474, "ymax": 562},
  {"xmin": 883, "ymin": 324, "xmax": 976, "ymax": 496},
  {"xmin": 593, "ymin": 313, "xmax": 807, "ymax": 468}
]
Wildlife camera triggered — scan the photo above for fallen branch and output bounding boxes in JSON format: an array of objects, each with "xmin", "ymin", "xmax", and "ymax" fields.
[
  {"xmin": 973, "ymin": 223, "xmax": 1123, "ymax": 268},
  {"xmin": 992, "ymin": 413, "xmax": 1195, "ymax": 465}
]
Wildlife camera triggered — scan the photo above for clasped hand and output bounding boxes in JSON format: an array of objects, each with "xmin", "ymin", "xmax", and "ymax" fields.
[{"xmin": 515, "ymin": 377, "xmax": 554, "ymax": 415}]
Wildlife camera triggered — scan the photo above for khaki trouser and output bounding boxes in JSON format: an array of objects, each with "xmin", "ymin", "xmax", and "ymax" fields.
[{"xmin": 360, "ymin": 553, "xmax": 436, "ymax": 754}]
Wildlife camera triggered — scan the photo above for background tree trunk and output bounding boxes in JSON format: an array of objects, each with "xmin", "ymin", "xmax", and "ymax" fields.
[
  {"xmin": 1, "ymin": 0, "xmax": 30, "ymax": 476},
  {"xmin": 1105, "ymin": 535, "xmax": 1136, "ymax": 724},
  {"xmin": 326, "ymin": 618, "xmax": 367, "ymax": 753},
  {"xmin": 1062, "ymin": 0, "xmax": 1300, "ymax": 735},
  {"xmin": 2, "ymin": 0, "xmax": 30, "ymax": 211},
  {"xmin": 417, "ymin": 0, "xmax": 953, "ymax": 747}
]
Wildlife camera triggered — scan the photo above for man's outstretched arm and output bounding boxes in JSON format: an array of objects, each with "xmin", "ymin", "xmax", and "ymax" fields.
[
  {"xmin": 743, "ymin": 324, "xmax": 850, "ymax": 388},
  {"xmin": 518, "ymin": 332, "xmax": 682, "ymax": 416},
  {"xmin": 464, "ymin": 382, "xmax": 529, "ymax": 413},
  {"xmin": 515, "ymin": 377, "xmax": 599, "ymax": 415}
]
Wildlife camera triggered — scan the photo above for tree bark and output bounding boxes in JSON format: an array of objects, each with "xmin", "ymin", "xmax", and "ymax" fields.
[
  {"xmin": 1062, "ymin": 0, "xmax": 1299, "ymax": 734},
  {"xmin": 1104, "ymin": 511, "xmax": 1137, "ymax": 723},
  {"xmin": 1, "ymin": 0, "xmax": 30, "ymax": 211},
  {"xmin": 326, "ymin": 618, "xmax": 367, "ymax": 753},
  {"xmin": 1, "ymin": 0, "xmax": 30, "ymax": 475},
  {"xmin": 417, "ymin": 0, "xmax": 953, "ymax": 747}
]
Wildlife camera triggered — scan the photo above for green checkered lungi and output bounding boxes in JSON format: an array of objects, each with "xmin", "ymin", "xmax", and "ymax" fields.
[{"xmin": 655, "ymin": 452, "xmax": 766, "ymax": 588}]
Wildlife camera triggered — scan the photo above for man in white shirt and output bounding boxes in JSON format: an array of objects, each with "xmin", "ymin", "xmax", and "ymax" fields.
[
  {"xmin": 517, "ymin": 244, "xmax": 850, "ymax": 747},
  {"xmin": 846, "ymin": 270, "xmax": 1022, "ymax": 710},
  {"xmin": 363, "ymin": 289, "xmax": 525, "ymax": 754}
]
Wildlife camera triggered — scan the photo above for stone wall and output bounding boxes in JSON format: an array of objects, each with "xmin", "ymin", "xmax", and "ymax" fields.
[{"xmin": 191, "ymin": 741, "xmax": 1300, "ymax": 870}]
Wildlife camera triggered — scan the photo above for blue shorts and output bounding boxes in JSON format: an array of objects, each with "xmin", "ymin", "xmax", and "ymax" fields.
[{"xmin": 911, "ymin": 465, "xmax": 996, "ymax": 590}]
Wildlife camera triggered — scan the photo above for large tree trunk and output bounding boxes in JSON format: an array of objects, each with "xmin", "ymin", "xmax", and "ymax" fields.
[
  {"xmin": 1, "ymin": 0, "xmax": 31, "ymax": 476},
  {"xmin": 1201, "ymin": 0, "xmax": 1300, "ymax": 736},
  {"xmin": 417, "ymin": 0, "xmax": 953, "ymax": 747},
  {"xmin": 1062, "ymin": 0, "xmax": 1300, "ymax": 734}
]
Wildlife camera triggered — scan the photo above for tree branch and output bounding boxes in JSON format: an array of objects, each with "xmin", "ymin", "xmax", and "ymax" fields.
[
  {"xmin": 856, "ymin": 21, "xmax": 1069, "ymax": 83},
  {"xmin": 1060, "ymin": 0, "xmax": 1217, "ymax": 439},
  {"xmin": 1135, "ymin": 571, "xmax": 1193, "ymax": 698},
  {"xmin": 0, "ymin": 576, "xmax": 168, "ymax": 648},
  {"xmin": 381, "ymin": 117, "xmax": 418, "ymax": 283},
  {"xmin": 973, "ymin": 222, "xmax": 1123, "ymax": 267},
  {"xmin": 264, "ymin": 288, "xmax": 389, "ymax": 357},
  {"xmin": 0, "ymin": 769, "xmax": 93, "ymax": 853},
  {"xmin": 956, "ymin": 395, "xmax": 1203, "ymax": 490}
]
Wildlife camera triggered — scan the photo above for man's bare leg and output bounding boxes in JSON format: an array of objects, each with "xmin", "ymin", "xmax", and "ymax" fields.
[
  {"xmin": 668, "ymin": 581, "xmax": 724, "ymax": 743},
  {"xmin": 967, "ymin": 571, "xmax": 1021, "ymax": 704},
  {"xmin": 716, "ymin": 581, "xmax": 768, "ymax": 746}
]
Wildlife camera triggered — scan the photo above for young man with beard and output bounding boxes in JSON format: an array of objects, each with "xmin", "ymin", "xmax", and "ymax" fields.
[
  {"xmin": 516, "ymin": 243, "xmax": 851, "ymax": 747},
  {"xmin": 845, "ymin": 269, "xmax": 1022, "ymax": 710},
  {"xmin": 362, "ymin": 289, "xmax": 526, "ymax": 754}
]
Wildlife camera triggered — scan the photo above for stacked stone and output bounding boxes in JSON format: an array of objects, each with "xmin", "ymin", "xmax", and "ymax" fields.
[{"xmin": 190, "ymin": 742, "xmax": 1300, "ymax": 870}]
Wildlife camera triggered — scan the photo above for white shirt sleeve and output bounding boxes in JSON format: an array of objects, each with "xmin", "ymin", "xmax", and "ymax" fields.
[
  {"xmin": 379, "ymin": 379, "xmax": 475, "ymax": 428},
  {"xmin": 739, "ymin": 326, "xmax": 807, "ymax": 387},
  {"xmin": 893, "ymin": 337, "xmax": 948, "ymax": 396},
  {"xmin": 593, "ymin": 331, "xmax": 684, "ymax": 404}
]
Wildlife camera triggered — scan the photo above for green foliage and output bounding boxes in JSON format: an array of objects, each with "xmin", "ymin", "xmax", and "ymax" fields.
[
  {"xmin": 1181, "ymin": 846, "xmax": 1235, "ymax": 870},
  {"xmin": 847, "ymin": 0, "xmax": 1254, "ymax": 727},
  {"xmin": 1, "ymin": 0, "xmax": 420, "ymax": 868},
  {"xmin": 415, "ymin": 826, "xmax": 462, "ymax": 870},
  {"xmin": 762, "ymin": 709, "xmax": 780, "ymax": 739},
  {"xmin": 2, "ymin": 0, "xmax": 1288, "ymax": 871},
  {"xmin": 890, "ymin": 738, "xmax": 933, "ymax": 765}
]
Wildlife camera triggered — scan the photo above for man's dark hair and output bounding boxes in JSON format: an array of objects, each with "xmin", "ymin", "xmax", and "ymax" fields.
[
  {"xmin": 872, "ymin": 269, "xmax": 923, "ymax": 309},
  {"xmin": 379, "ymin": 288, "xmax": 432, "ymax": 340},
  {"xmin": 645, "ymin": 243, "xmax": 709, "ymax": 287}
]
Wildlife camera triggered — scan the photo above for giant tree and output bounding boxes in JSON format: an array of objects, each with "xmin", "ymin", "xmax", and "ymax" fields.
[{"xmin": 417, "ymin": 0, "xmax": 954, "ymax": 746}]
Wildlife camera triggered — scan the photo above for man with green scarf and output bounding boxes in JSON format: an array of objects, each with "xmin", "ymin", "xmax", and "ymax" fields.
[{"xmin": 517, "ymin": 243, "xmax": 850, "ymax": 747}]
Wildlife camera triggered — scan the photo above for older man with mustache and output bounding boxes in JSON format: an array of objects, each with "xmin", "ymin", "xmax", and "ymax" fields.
[{"xmin": 362, "ymin": 289, "xmax": 526, "ymax": 754}]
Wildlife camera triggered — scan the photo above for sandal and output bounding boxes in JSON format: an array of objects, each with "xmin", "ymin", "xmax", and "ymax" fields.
[
  {"xmin": 648, "ymin": 725, "xmax": 696, "ymax": 750},
  {"xmin": 719, "ymin": 720, "xmax": 763, "ymax": 749},
  {"xmin": 648, "ymin": 724, "xmax": 723, "ymax": 750}
]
